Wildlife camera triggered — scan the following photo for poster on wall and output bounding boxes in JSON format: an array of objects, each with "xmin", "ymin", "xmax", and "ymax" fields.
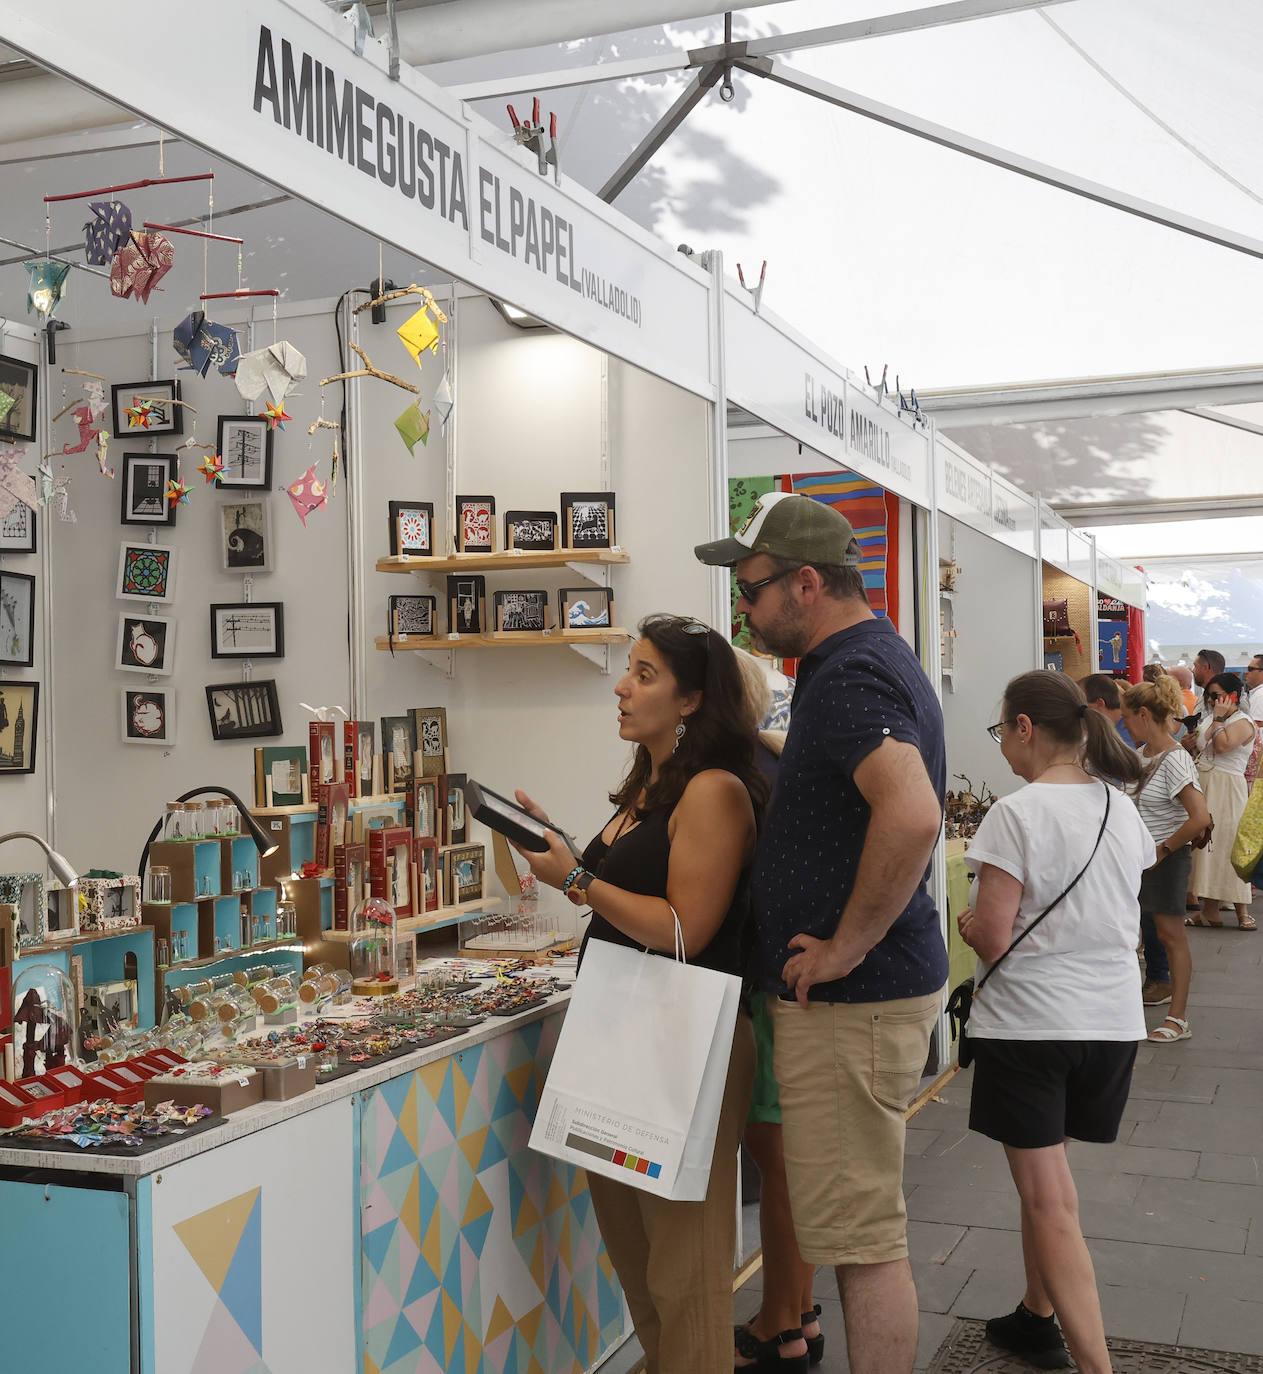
[{"xmin": 0, "ymin": 681, "xmax": 38, "ymax": 774}]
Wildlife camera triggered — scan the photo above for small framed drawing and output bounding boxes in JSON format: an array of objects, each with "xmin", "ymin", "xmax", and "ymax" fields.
[
  {"xmin": 446, "ymin": 574, "xmax": 486, "ymax": 635},
  {"xmin": 220, "ymin": 498, "xmax": 272, "ymax": 574},
  {"xmin": 206, "ymin": 679, "xmax": 283, "ymax": 740},
  {"xmin": 387, "ymin": 594, "xmax": 436, "ymax": 638},
  {"xmin": 121, "ymin": 687, "xmax": 174, "ymax": 745},
  {"xmin": 117, "ymin": 541, "xmax": 176, "ymax": 602},
  {"xmin": 560, "ymin": 491, "xmax": 615, "ymax": 549},
  {"xmin": 0, "ymin": 571, "xmax": 35, "ymax": 667},
  {"xmin": 388, "ymin": 500, "xmax": 434, "ymax": 557},
  {"xmin": 412, "ymin": 776, "xmax": 441, "ymax": 841},
  {"xmin": 209, "ymin": 602, "xmax": 285, "ymax": 659},
  {"xmin": 416, "ymin": 838, "xmax": 439, "ymax": 913},
  {"xmin": 216, "ymin": 415, "xmax": 274, "ymax": 489},
  {"xmin": 455, "ymin": 494, "xmax": 495, "ymax": 553},
  {"xmin": 0, "ymin": 681, "xmax": 39, "ymax": 775},
  {"xmin": 493, "ymin": 588, "xmax": 550, "ymax": 632},
  {"xmin": 380, "ymin": 714, "xmax": 416, "ymax": 790},
  {"xmin": 112, "ymin": 380, "xmax": 183, "ymax": 438},
  {"xmin": 0, "ymin": 502, "xmax": 37, "ymax": 555},
  {"xmin": 446, "ymin": 843, "xmax": 485, "ymax": 906},
  {"xmin": 116, "ymin": 612, "xmax": 174, "ymax": 675},
  {"xmin": 446, "ymin": 773, "xmax": 468, "ymax": 845},
  {"xmin": 0, "ymin": 353, "xmax": 38, "ymax": 442},
  {"xmin": 120, "ymin": 453, "xmax": 177, "ymax": 526},
  {"xmin": 504, "ymin": 510, "xmax": 557, "ymax": 551},
  {"xmin": 411, "ymin": 706, "xmax": 448, "ymax": 777},
  {"xmin": 559, "ymin": 586, "xmax": 614, "ymax": 629}
]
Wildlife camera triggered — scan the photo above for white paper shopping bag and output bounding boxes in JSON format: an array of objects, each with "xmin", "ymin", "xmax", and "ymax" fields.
[{"xmin": 529, "ymin": 934, "xmax": 740, "ymax": 1201}]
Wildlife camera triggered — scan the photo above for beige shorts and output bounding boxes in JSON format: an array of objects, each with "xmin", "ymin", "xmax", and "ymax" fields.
[{"xmin": 771, "ymin": 990, "xmax": 941, "ymax": 1266}]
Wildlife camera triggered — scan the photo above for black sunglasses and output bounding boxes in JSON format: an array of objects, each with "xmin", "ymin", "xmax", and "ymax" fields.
[{"xmin": 735, "ymin": 567, "xmax": 795, "ymax": 605}]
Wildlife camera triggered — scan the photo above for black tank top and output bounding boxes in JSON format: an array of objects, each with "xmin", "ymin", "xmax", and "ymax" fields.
[{"xmin": 580, "ymin": 802, "xmax": 752, "ymax": 978}]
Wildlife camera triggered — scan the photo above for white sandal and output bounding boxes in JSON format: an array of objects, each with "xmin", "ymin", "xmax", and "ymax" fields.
[{"xmin": 1148, "ymin": 1016, "xmax": 1191, "ymax": 1042}]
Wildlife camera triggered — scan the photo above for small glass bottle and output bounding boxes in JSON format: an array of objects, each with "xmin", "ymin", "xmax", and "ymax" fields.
[
  {"xmin": 276, "ymin": 900, "xmax": 297, "ymax": 939},
  {"xmin": 233, "ymin": 963, "xmax": 275, "ymax": 988},
  {"xmin": 183, "ymin": 800, "xmax": 206, "ymax": 841},
  {"xmin": 156, "ymin": 937, "xmax": 170, "ymax": 969},
  {"xmin": 147, "ymin": 866, "xmax": 172, "ymax": 904},
  {"xmin": 253, "ymin": 972, "xmax": 301, "ymax": 1014},
  {"xmin": 220, "ymin": 802, "xmax": 240, "ymax": 836},
  {"xmin": 163, "ymin": 802, "xmax": 186, "ymax": 842}
]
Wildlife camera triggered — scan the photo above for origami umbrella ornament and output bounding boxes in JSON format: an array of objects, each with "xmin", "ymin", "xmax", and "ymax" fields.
[
  {"xmin": 396, "ymin": 305, "xmax": 440, "ymax": 368},
  {"xmin": 83, "ymin": 200, "xmax": 132, "ymax": 265},
  {"xmin": 235, "ymin": 341, "xmax": 307, "ymax": 408},
  {"xmin": 261, "ymin": 402, "xmax": 291, "ymax": 431},
  {"xmin": 433, "ymin": 371, "xmax": 454, "ymax": 432},
  {"xmin": 24, "ymin": 259, "xmax": 70, "ymax": 322},
  {"xmin": 393, "ymin": 399, "xmax": 431, "ymax": 454},
  {"xmin": 173, "ymin": 310, "xmax": 241, "ymax": 378},
  {"xmin": 196, "ymin": 453, "xmax": 224, "ymax": 483},
  {"xmin": 0, "ymin": 448, "xmax": 39, "ymax": 519},
  {"xmin": 109, "ymin": 231, "xmax": 174, "ymax": 304},
  {"xmin": 165, "ymin": 477, "xmax": 191, "ymax": 507},
  {"xmin": 286, "ymin": 462, "xmax": 327, "ymax": 527}
]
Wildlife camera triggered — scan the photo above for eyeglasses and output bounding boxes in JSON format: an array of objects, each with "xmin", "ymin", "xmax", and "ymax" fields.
[
  {"xmin": 986, "ymin": 719, "xmax": 1015, "ymax": 743},
  {"xmin": 679, "ymin": 618, "xmax": 710, "ymax": 636},
  {"xmin": 735, "ymin": 568, "xmax": 795, "ymax": 605}
]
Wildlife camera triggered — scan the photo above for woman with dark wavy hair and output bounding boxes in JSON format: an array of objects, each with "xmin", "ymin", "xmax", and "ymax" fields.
[{"xmin": 514, "ymin": 613, "xmax": 768, "ymax": 1374}]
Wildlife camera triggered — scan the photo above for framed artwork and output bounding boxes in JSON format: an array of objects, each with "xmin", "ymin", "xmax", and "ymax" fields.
[
  {"xmin": 446, "ymin": 772, "xmax": 468, "ymax": 845},
  {"xmin": 352, "ymin": 802, "xmax": 401, "ymax": 843},
  {"xmin": 121, "ymin": 687, "xmax": 174, "ymax": 745},
  {"xmin": 0, "ymin": 571, "xmax": 35, "ymax": 667},
  {"xmin": 446, "ymin": 843, "xmax": 485, "ymax": 906},
  {"xmin": 388, "ymin": 500, "xmax": 434, "ymax": 557},
  {"xmin": 0, "ymin": 502, "xmax": 37, "ymax": 555},
  {"xmin": 446, "ymin": 574, "xmax": 486, "ymax": 635},
  {"xmin": 0, "ymin": 353, "xmax": 38, "ymax": 442},
  {"xmin": 216, "ymin": 415, "xmax": 274, "ymax": 489},
  {"xmin": 380, "ymin": 714, "xmax": 416, "ymax": 789},
  {"xmin": 412, "ymin": 777, "xmax": 440, "ymax": 841},
  {"xmin": 493, "ymin": 588, "xmax": 549, "ymax": 632},
  {"xmin": 504, "ymin": 510, "xmax": 557, "ymax": 551},
  {"xmin": 209, "ymin": 602, "xmax": 285, "ymax": 659},
  {"xmin": 116, "ymin": 612, "xmax": 174, "ymax": 675},
  {"xmin": 560, "ymin": 491, "xmax": 615, "ymax": 549},
  {"xmin": 357, "ymin": 722, "xmax": 376, "ymax": 796},
  {"xmin": 387, "ymin": 594, "xmax": 436, "ymax": 638},
  {"xmin": 220, "ymin": 498, "xmax": 272, "ymax": 574},
  {"xmin": 0, "ymin": 872, "xmax": 45, "ymax": 945},
  {"xmin": 416, "ymin": 838, "xmax": 439, "ymax": 913},
  {"xmin": 411, "ymin": 706, "xmax": 448, "ymax": 778},
  {"xmin": 455, "ymin": 494, "xmax": 495, "ymax": 553},
  {"xmin": 0, "ymin": 681, "xmax": 39, "ymax": 775},
  {"xmin": 117, "ymin": 541, "xmax": 176, "ymax": 602},
  {"xmin": 259, "ymin": 745, "xmax": 307, "ymax": 806},
  {"xmin": 111, "ymin": 380, "xmax": 183, "ymax": 438},
  {"xmin": 120, "ymin": 453, "xmax": 177, "ymax": 526},
  {"xmin": 206, "ymin": 679, "xmax": 283, "ymax": 740},
  {"xmin": 559, "ymin": 586, "xmax": 614, "ymax": 629}
]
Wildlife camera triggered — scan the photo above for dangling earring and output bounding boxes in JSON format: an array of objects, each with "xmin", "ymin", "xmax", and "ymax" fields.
[{"xmin": 673, "ymin": 722, "xmax": 686, "ymax": 754}]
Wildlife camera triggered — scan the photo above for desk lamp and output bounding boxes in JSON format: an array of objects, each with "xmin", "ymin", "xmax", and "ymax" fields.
[{"xmin": 136, "ymin": 785, "xmax": 278, "ymax": 887}]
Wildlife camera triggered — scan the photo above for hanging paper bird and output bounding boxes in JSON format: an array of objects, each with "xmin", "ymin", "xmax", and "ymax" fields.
[
  {"xmin": 83, "ymin": 379, "xmax": 108, "ymax": 423},
  {"xmin": 286, "ymin": 462, "xmax": 327, "ymax": 526},
  {"xmin": 260, "ymin": 402, "xmax": 291, "ymax": 431},
  {"xmin": 61, "ymin": 405, "xmax": 101, "ymax": 455},
  {"xmin": 36, "ymin": 457, "xmax": 76, "ymax": 522},
  {"xmin": 433, "ymin": 371, "xmax": 454, "ymax": 431},
  {"xmin": 83, "ymin": 201, "xmax": 132, "ymax": 265},
  {"xmin": 109, "ymin": 231, "xmax": 174, "ymax": 304},
  {"xmin": 96, "ymin": 431, "xmax": 114, "ymax": 478}
]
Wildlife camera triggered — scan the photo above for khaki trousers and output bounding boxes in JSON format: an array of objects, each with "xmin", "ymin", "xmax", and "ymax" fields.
[{"xmin": 588, "ymin": 1013, "xmax": 755, "ymax": 1374}]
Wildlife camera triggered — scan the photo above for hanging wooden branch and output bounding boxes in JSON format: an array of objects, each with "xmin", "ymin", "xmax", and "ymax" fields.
[
  {"xmin": 352, "ymin": 284, "xmax": 449, "ymax": 324},
  {"xmin": 319, "ymin": 342, "xmax": 419, "ymax": 394},
  {"xmin": 50, "ymin": 399, "xmax": 81, "ymax": 423},
  {"xmin": 130, "ymin": 396, "xmax": 198, "ymax": 413},
  {"xmin": 63, "ymin": 368, "xmax": 106, "ymax": 381},
  {"xmin": 308, "ymin": 416, "xmax": 340, "ymax": 436}
]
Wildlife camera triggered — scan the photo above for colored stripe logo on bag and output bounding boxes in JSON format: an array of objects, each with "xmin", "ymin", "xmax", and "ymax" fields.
[{"xmin": 565, "ymin": 1131, "xmax": 662, "ymax": 1179}]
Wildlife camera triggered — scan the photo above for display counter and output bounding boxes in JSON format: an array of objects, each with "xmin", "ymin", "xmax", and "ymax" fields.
[{"xmin": 0, "ymin": 991, "xmax": 627, "ymax": 1374}]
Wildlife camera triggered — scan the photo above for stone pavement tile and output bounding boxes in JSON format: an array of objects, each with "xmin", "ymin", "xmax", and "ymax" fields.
[
  {"xmin": 947, "ymin": 1226, "xmax": 1025, "ymax": 1276},
  {"xmin": 1165, "ymin": 1046, "xmax": 1263, "ymax": 1071},
  {"xmin": 1178, "ymin": 1289, "xmax": 1263, "ymax": 1356},
  {"xmin": 948, "ymin": 1261, "xmax": 1026, "ymax": 1319},
  {"xmin": 1074, "ymin": 1198, "xmax": 1246, "ymax": 1253},
  {"xmin": 905, "ymin": 1184, "xmax": 1021, "ymax": 1232},
  {"xmin": 1128, "ymin": 1058, "xmax": 1214, "ymax": 1102},
  {"xmin": 1197, "ymin": 1151, "xmax": 1261, "ymax": 1184},
  {"xmin": 907, "ymin": 1218, "xmax": 968, "ymax": 1264},
  {"xmin": 1135, "ymin": 1174, "xmax": 1263, "ymax": 1226},
  {"xmin": 914, "ymin": 1312, "xmax": 955, "ymax": 1374},
  {"xmin": 904, "ymin": 1150, "xmax": 1143, "ymax": 1205},
  {"xmin": 906, "ymin": 1126, "xmax": 942, "ymax": 1157},
  {"xmin": 1130, "ymin": 1100, "xmax": 1263, "ymax": 1154},
  {"xmin": 1065, "ymin": 1139, "xmax": 1199, "ymax": 1178},
  {"xmin": 1085, "ymin": 1236, "xmax": 1263, "ymax": 1303},
  {"xmin": 910, "ymin": 1259, "xmax": 972, "ymax": 1315},
  {"xmin": 1248, "ymin": 1221, "xmax": 1263, "ymax": 1258},
  {"xmin": 1187, "ymin": 992, "xmax": 1263, "ymax": 1010},
  {"xmin": 1095, "ymin": 1280, "xmax": 1186, "ymax": 1345},
  {"xmin": 1208, "ymin": 1071, "xmax": 1263, "ymax": 1109},
  {"xmin": 1118, "ymin": 1094, "xmax": 1162, "ymax": 1121},
  {"xmin": 922, "ymin": 1128, "xmax": 1003, "ymax": 1166}
]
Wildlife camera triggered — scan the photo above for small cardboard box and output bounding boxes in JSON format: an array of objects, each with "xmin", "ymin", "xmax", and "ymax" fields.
[
  {"xmin": 144, "ymin": 1070, "xmax": 264, "ymax": 1116},
  {"xmin": 256, "ymin": 1058, "xmax": 318, "ymax": 1101}
]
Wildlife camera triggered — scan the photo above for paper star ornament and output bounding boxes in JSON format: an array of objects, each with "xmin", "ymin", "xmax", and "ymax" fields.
[
  {"xmin": 165, "ymin": 477, "xmax": 191, "ymax": 507},
  {"xmin": 261, "ymin": 402, "xmax": 291, "ymax": 431},
  {"xmin": 197, "ymin": 453, "xmax": 225, "ymax": 483},
  {"xmin": 125, "ymin": 399, "xmax": 158, "ymax": 430},
  {"xmin": 286, "ymin": 462, "xmax": 327, "ymax": 526}
]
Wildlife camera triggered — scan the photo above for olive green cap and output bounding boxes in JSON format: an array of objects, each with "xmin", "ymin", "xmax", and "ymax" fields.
[{"xmin": 693, "ymin": 491, "xmax": 862, "ymax": 567}]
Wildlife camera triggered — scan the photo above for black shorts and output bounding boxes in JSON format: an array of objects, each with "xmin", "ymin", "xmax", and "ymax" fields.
[
  {"xmin": 968, "ymin": 1039, "xmax": 1138, "ymax": 1150},
  {"xmin": 1138, "ymin": 844, "xmax": 1192, "ymax": 917}
]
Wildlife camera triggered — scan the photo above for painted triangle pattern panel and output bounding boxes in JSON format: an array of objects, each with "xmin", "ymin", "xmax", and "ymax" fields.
[{"xmin": 360, "ymin": 1012, "xmax": 625, "ymax": 1374}]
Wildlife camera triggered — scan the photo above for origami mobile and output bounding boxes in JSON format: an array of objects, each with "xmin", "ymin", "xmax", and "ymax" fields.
[
  {"xmin": 37, "ymin": 457, "xmax": 76, "ymax": 522},
  {"xmin": 109, "ymin": 231, "xmax": 174, "ymax": 304},
  {"xmin": 396, "ymin": 305, "xmax": 439, "ymax": 367},
  {"xmin": 196, "ymin": 453, "xmax": 224, "ymax": 483},
  {"xmin": 286, "ymin": 462, "xmax": 327, "ymax": 527},
  {"xmin": 235, "ymin": 341, "xmax": 307, "ymax": 408},
  {"xmin": 83, "ymin": 200, "xmax": 132, "ymax": 265},
  {"xmin": 84, "ymin": 380, "xmax": 108, "ymax": 421},
  {"xmin": 433, "ymin": 371, "xmax": 454, "ymax": 431},
  {"xmin": 0, "ymin": 448, "xmax": 39, "ymax": 519},
  {"xmin": 124, "ymin": 400, "xmax": 159, "ymax": 430},
  {"xmin": 165, "ymin": 477, "xmax": 191, "ymax": 507},
  {"xmin": 261, "ymin": 402, "xmax": 291, "ymax": 431},
  {"xmin": 172, "ymin": 310, "xmax": 241, "ymax": 378},
  {"xmin": 393, "ymin": 399, "xmax": 430, "ymax": 454},
  {"xmin": 24, "ymin": 259, "xmax": 70, "ymax": 322},
  {"xmin": 61, "ymin": 405, "xmax": 100, "ymax": 455}
]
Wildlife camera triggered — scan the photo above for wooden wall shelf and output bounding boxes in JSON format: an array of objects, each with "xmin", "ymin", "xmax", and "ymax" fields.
[
  {"xmin": 377, "ymin": 549, "xmax": 628, "ymax": 575},
  {"xmin": 376, "ymin": 628, "xmax": 630, "ymax": 651}
]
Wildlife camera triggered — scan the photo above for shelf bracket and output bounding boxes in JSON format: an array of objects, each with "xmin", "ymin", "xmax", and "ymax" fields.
[
  {"xmin": 404, "ymin": 648, "xmax": 455, "ymax": 679},
  {"xmin": 564, "ymin": 557, "xmax": 616, "ymax": 584},
  {"xmin": 568, "ymin": 641, "xmax": 613, "ymax": 674}
]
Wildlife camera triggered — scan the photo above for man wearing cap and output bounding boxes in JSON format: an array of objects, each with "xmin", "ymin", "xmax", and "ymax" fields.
[{"xmin": 696, "ymin": 491, "xmax": 947, "ymax": 1374}]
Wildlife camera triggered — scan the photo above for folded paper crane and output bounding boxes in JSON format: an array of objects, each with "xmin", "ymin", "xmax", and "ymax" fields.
[
  {"xmin": 173, "ymin": 310, "xmax": 241, "ymax": 378},
  {"xmin": 286, "ymin": 462, "xmax": 327, "ymax": 526},
  {"xmin": 83, "ymin": 200, "xmax": 133, "ymax": 265},
  {"xmin": 110, "ymin": 231, "xmax": 175, "ymax": 304},
  {"xmin": 235, "ymin": 341, "xmax": 307, "ymax": 408}
]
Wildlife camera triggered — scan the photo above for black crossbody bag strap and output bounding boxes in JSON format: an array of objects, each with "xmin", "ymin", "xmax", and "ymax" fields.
[{"xmin": 974, "ymin": 782, "xmax": 1112, "ymax": 998}]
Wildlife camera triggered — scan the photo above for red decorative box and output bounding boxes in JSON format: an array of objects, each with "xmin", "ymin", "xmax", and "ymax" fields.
[
  {"xmin": 137, "ymin": 1049, "xmax": 186, "ymax": 1072},
  {"xmin": 39, "ymin": 1064, "xmax": 89, "ymax": 1106},
  {"xmin": 85, "ymin": 1063, "xmax": 147, "ymax": 1105},
  {"xmin": 0, "ymin": 1078, "xmax": 41, "ymax": 1127},
  {"xmin": 16, "ymin": 1075, "xmax": 65, "ymax": 1116}
]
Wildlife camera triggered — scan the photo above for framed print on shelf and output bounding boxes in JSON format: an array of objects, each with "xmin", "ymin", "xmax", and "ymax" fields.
[
  {"xmin": 454, "ymin": 494, "xmax": 495, "ymax": 553},
  {"xmin": 412, "ymin": 776, "xmax": 441, "ymax": 841},
  {"xmin": 116, "ymin": 612, "xmax": 174, "ymax": 675},
  {"xmin": 493, "ymin": 588, "xmax": 550, "ymax": 632},
  {"xmin": 380, "ymin": 714, "xmax": 416, "ymax": 790},
  {"xmin": 0, "ymin": 501, "xmax": 37, "ymax": 555},
  {"xmin": 558, "ymin": 585, "xmax": 614, "ymax": 629},
  {"xmin": 0, "ymin": 681, "xmax": 39, "ymax": 775},
  {"xmin": 560, "ymin": 491, "xmax": 615, "ymax": 549},
  {"xmin": 120, "ymin": 453, "xmax": 178, "ymax": 526},
  {"xmin": 205, "ymin": 679, "xmax": 283, "ymax": 741},
  {"xmin": 387, "ymin": 500, "xmax": 434, "ymax": 557},
  {"xmin": 121, "ymin": 687, "xmax": 174, "ymax": 746},
  {"xmin": 446, "ymin": 843, "xmax": 485, "ymax": 906},
  {"xmin": 446, "ymin": 574, "xmax": 486, "ymax": 635},
  {"xmin": 117, "ymin": 541, "xmax": 176, "ymax": 602},
  {"xmin": 209, "ymin": 602, "xmax": 285, "ymax": 659},
  {"xmin": 220, "ymin": 498, "xmax": 272, "ymax": 574},
  {"xmin": 0, "ymin": 571, "xmax": 35, "ymax": 667},
  {"xmin": 504, "ymin": 510, "xmax": 557, "ymax": 551},
  {"xmin": 387, "ymin": 594, "xmax": 436, "ymax": 638},
  {"xmin": 0, "ymin": 353, "xmax": 38, "ymax": 442},
  {"xmin": 111, "ymin": 379, "xmax": 183, "ymax": 438},
  {"xmin": 411, "ymin": 706, "xmax": 448, "ymax": 778},
  {"xmin": 216, "ymin": 415, "xmax": 274, "ymax": 490}
]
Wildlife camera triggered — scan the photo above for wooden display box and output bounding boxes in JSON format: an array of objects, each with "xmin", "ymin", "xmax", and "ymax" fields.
[
  {"xmin": 145, "ymin": 1070, "xmax": 264, "ymax": 1116},
  {"xmin": 254, "ymin": 1058, "xmax": 317, "ymax": 1101},
  {"xmin": 148, "ymin": 840, "xmax": 224, "ymax": 904},
  {"xmin": 0, "ymin": 903, "xmax": 13, "ymax": 1035}
]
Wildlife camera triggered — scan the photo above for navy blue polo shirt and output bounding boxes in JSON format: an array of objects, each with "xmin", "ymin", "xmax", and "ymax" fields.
[{"xmin": 753, "ymin": 617, "xmax": 949, "ymax": 1002}]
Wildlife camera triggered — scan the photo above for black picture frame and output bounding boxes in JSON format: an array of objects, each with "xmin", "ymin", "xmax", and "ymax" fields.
[
  {"xmin": 111, "ymin": 380, "xmax": 183, "ymax": 439},
  {"xmin": 0, "ymin": 353, "xmax": 38, "ymax": 443},
  {"xmin": 454, "ymin": 495, "xmax": 495, "ymax": 553},
  {"xmin": 0, "ymin": 571, "xmax": 36, "ymax": 667},
  {"xmin": 387, "ymin": 500, "xmax": 435, "ymax": 557},
  {"xmin": 0, "ymin": 681, "xmax": 39, "ymax": 774},
  {"xmin": 560, "ymin": 491, "xmax": 616, "ymax": 549},
  {"xmin": 219, "ymin": 498, "xmax": 272, "ymax": 574},
  {"xmin": 387, "ymin": 594, "xmax": 436, "ymax": 637},
  {"xmin": 446, "ymin": 574, "xmax": 486, "ymax": 635},
  {"xmin": 209, "ymin": 602, "xmax": 285, "ymax": 659},
  {"xmin": 493, "ymin": 588, "xmax": 549, "ymax": 632},
  {"xmin": 205, "ymin": 679, "xmax": 283, "ymax": 740},
  {"xmin": 120, "ymin": 453, "xmax": 178, "ymax": 527},
  {"xmin": 0, "ymin": 502, "xmax": 37, "ymax": 555},
  {"xmin": 216, "ymin": 415, "xmax": 274, "ymax": 490},
  {"xmin": 503, "ymin": 510, "xmax": 558, "ymax": 551},
  {"xmin": 558, "ymin": 586, "xmax": 614, "ymax": 629}
]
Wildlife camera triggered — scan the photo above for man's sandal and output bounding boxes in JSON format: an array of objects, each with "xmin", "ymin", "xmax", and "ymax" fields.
[
  {"xmin": 1238, "ymin": 914, "xmax": 1258, "ymax": 931},
  {"xmin": 1148, "ymin": 1016, "xmax": 1191, "ymax": 1042},
  {"xmin": 734, "ymin": 1323, "xmax": 808, "ymax": 1374}
]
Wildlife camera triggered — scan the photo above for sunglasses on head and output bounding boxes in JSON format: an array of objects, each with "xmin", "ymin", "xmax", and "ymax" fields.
[{"xmin": 735, "ymin": 567, "xmax": 796, "ymax": 605}]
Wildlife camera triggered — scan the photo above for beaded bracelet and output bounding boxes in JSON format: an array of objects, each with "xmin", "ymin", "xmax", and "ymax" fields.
[{"xmin": 561, "ymin": 865, "xmax": 585, "ymax": 895}]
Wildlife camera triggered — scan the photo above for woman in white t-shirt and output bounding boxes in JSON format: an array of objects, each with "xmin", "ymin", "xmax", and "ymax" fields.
[
  {"xmin": 957, "ymin": 671, "xmax": 1154, "ymax": 1374},
  {"xmin": 1121, "ymin": 676, "xmax": 1209, "ymax": 1044}
]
